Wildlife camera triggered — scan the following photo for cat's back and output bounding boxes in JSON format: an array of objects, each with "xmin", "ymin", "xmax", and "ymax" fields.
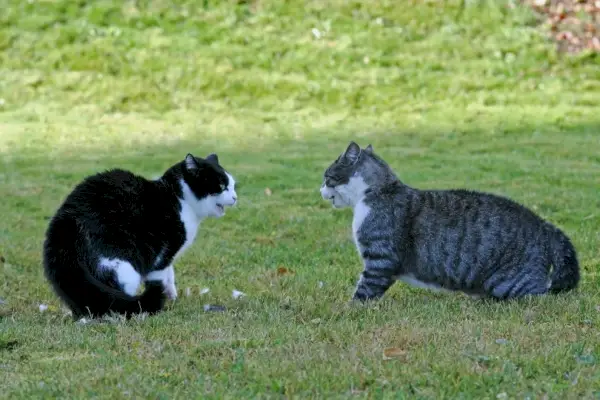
[
  {"xmin": 424, "ymin": 188, "xmax": 548, "ymax": 225},
  {"xmin": 54, "ymin": 168, "xmax": 163, "ymax": 224},
  {"xmin": 407, "ymin": 187, "xmax": 562, "ymax": 253},
  {"xmin": 67, "ymin": 168, "xmax": 147, "ymax": 204},
  {"xmin": 362, "ymin": 183, "xmax": 556, "ymax": 239}
]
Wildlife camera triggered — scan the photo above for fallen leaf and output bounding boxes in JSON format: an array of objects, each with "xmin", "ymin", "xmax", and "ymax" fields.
[
  {"xmin": 495, "ymin": 338, "xmax": 509, "ymax": 345},
  {"xmin": 310, "ymin": 318, "xmax": 321, "ymax": 324},
  {"xmin": 232, "ymin": 290, "xmax": 245, "ymax": 299},
  {"xmin": 277, "ymin": 266, "xmax": 294, "ymax": 276},
  {"xmin": 383, "ymin": 347, "xmax": 408, "ymax": 360},
  {"xmin": 255, "ymin": 236, "xmax": 275, "ymax": 245},
  {"xmin": 264, "ymin": 188, "xmax": 272, "ymax": 196},
  {"xmin": 38, "ymin": 304, "xmax": 48, "ymax": 312},
  {"xmin": 318, "ymin": 281, "xmax": 324, "ymax": 288},
  {"xmin": 184, "ymin": 287, "xmax": 191, "ymax": 297},
  {"xmin": 200, "ymin": 287, "xmax": 210, "ymax": 295}
]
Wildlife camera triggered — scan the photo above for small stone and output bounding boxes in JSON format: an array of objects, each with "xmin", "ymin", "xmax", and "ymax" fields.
[{"xmin": 203, "ymin": 304, "xmax": 226, "ymax": 312}]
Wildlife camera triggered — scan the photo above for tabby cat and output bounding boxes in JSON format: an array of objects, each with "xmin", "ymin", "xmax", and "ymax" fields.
[{"xmin": 320, "ymin": 142, "xmax": 580, "ymax": 301}]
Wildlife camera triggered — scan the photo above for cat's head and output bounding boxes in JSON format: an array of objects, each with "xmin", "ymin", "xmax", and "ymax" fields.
[
  {"xmin": 320, "ymin": 141, "xmax": 392, "ymax": 208},
  {"xmin": 181, "ymin": 153, "xmax": 237, "ymax": 218}
]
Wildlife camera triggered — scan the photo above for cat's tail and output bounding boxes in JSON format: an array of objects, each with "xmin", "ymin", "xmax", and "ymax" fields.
[
  {"xmin": 68, "ymin": 267, "xmax": 167, "ymax": 319},
  {"xmin": 548, "ymin": 233, "xmax": 580, "ymax": 294},
  {"xmin": 43, "ymin": 219, "xmax": 166, "ymax": 319}
]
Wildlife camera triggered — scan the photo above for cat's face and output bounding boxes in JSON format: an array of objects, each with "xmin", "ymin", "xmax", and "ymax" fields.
[
  {"xmin": 320, "ymin": 142, "xmax": 371, "ymax": 209},
  {"xmin": 182, "ymin": 153, "xmax": 237, "ymax": 218}
]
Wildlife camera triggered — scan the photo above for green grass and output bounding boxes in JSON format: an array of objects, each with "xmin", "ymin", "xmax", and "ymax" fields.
[{"xmin": 1, "ymin": 0, "xmax": 600, "ymax": 398}]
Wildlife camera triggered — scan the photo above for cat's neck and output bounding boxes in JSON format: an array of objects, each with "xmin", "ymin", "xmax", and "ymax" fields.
[
  {"xmin": 178, "ymin": 180, "xmax": 207, "ymax": 222},
  {"xmin": 346, "ymin": 190, "xmax": 366, "ymax": 209},
  {"xmin": 156, "ymin": 162, "xmax": 204, "ymax": 223}
]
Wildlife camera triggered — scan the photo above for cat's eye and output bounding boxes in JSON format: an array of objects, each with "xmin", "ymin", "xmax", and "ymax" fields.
[{"xmin": 220, "ymin": 184, "xmax": 227, "ymax": 191}]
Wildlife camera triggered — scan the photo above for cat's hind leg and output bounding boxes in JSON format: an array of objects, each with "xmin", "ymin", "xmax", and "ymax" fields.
[
  {"xmin": 145, "ymin": 265, "xmax": 177, "ymax": 300},
  {"xmin": 99, "ymin": 257, "xmax": 142, "ymax": 296},
  {"xmin": 483, "ymin": 265, "xmax": 549, "ymax": 301}
]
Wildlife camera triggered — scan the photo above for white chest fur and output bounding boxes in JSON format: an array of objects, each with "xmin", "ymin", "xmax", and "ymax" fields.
[
  {"xmin": 352, "ymin": 199, "xmax": 371, "ymax": 254},
  {"xmin": 174, "ymin": 199, "xmax": 200, "ymax": 261}
]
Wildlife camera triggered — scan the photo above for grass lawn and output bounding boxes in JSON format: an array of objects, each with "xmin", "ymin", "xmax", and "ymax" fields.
[{"xmin": 1, "ymin": 0, "xmax": 600, "ymax": 398}]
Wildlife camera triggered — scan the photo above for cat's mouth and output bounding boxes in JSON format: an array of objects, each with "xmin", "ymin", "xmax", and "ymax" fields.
[{"xmin": 329, "ymin": 195, "xmax": 342, "ymax": 208}]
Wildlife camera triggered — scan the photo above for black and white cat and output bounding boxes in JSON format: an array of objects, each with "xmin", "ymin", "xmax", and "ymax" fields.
[{"xmin": 43, "ymin": 153, "xmax": 237, "ymax": 319}]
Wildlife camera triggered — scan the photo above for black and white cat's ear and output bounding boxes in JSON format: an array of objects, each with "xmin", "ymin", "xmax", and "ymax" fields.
[
  {"xmin": 205, "ymin": 153, "xmax": 219, "ymax": 165},
  {"xmin": 343, "ymin": 141, "xmax": 361, "ymax": 164},
  {"xmin": 185, "ymin": 154, "xmax": 198, "ymax": 170},
  {"xmin": 365, "ymin": 144, "xmax": 374, "ymax": 153}
]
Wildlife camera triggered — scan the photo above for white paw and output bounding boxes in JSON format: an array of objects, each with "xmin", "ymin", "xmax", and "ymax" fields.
[{"xmin": 164, "ymin": 283, "xmax": 178, "ymax": 300}]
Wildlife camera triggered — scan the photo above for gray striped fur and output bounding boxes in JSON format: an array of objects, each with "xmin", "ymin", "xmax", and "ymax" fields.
[{"xmin": 320, "ymin": 142, "xmax": 580, "ymax": 302}]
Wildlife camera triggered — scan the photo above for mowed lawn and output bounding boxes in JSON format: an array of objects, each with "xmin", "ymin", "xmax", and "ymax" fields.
[{"xmin": 1, "ymin": 0, "xmax": 600, "ymax": 398}]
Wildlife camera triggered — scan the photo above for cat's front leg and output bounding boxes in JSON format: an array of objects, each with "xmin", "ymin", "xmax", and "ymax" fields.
[
  {"xmin": 164, "ymin": 264, "xmax": 177, "ymax": 300},
  {"xmin": 351, "ymin": 252, "xmax": 398, "ymax": 302},
  {"xmin": 145, "ymin": 265, "xmax": 177, "ymax": 300}
]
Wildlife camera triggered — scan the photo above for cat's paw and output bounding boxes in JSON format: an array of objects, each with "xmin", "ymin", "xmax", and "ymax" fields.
[{"xmin": 164, "ymin": 284, "xmax": 178, "ymax": 300}]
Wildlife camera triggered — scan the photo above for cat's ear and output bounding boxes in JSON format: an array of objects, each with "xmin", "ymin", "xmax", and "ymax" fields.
[
  {"xmin": 185, "ymin": 154, "xmax": 198, "ymax": 170},
  {"xmin": 365, "ymin": 144, "xmax": 373, "ymax": 153},
  {"xmin": 205, "ymin": 153, "xmax": 219, "ymax": 165},
  {"xmin": 343, "ymin": 141, "xmax": 361, "ymax": 164}
]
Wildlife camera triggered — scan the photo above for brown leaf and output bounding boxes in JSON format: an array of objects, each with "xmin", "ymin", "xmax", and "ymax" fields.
[
  {"xmin": 255, "ymin": 236, "xmax": 275, "ymax": 245},
  {"xmin": 264, "ymin": 188, "xmax": 272, "ymax": 196},
  {"xmin": 383, "ymin": 347, "xmax": 408, "ymax": 360},
  {"xmin": 277, "ymin": 266, "xmax": 294, "ymax": 276}
]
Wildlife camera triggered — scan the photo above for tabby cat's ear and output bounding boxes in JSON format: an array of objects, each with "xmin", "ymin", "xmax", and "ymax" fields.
[
  {"xmin": 343, "ymin": 141, "xmax": 361, "ymax": 164},
  {"xmin": 185, "ymin": 154, "xmax": 198, "ymax": 170},
  {"xmin": 205, "ymin": 153, "xmax": 219, "ymax": 165},
  {"xmin": 365, "ymin": 144, "xmax": 373, "ymax": 153}
]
